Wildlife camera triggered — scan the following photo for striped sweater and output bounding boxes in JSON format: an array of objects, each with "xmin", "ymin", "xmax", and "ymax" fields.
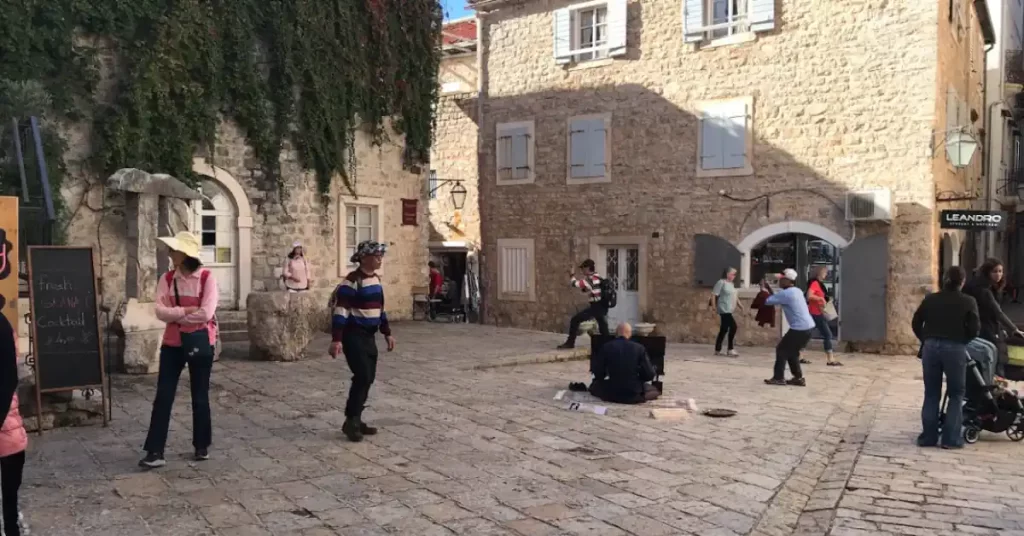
[
  {"xmin": 331, "ymin": 270, "xmax": 391, "ymax": 341},
  {"xmin": 571, "ymin": 273, "xmax": 603, "ymax": 303}
]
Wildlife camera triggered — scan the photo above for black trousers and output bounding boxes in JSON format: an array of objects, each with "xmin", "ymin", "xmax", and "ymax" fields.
[
  {"xmin": 144, "ymin": 345, "xmax": 213, "ymax": 454},
  {"xmin": 343, "ymin": 331, "xmax": 379, "ymax": 419},
  {"xmin": 715, "ymin": 313, "xmax": 737, "ymax": 352},
  {"xmin": 773, "ymin": 328, "xmax": 814, "ymax": 380},
  {"xmin": 0, "ymin": 451, "xmax": 24, "ymax": 536},
  {"xmin": 566, "ymin": 304, "xmax": 610, "ymax": 344}
]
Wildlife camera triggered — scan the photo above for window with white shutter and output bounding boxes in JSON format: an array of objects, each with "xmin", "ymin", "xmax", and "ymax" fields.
[
  {"xmin": 553, "ymin": 0, "xmax": 627, "ymax": 65},
  {"xmin": 568, "ymin": 114, "xmax": 611, "ymax": 183},
  {"xmin": 697, "ymin": 97, "xmax": 753, "ymax": 177},
  {"xmin": 497, "ymin": 238, "xmax": 536, "ymax": 301},
  {"xmin": 683, "ymin": 0, "xmax": 774, "ymax": 45},
  {"xmin": 496, "ymin": 121, "xmax": 535, "ymax": 185}
]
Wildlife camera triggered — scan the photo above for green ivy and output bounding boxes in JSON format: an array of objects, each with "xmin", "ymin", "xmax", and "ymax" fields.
[{"xmin": 0, "ymin": 0, "xmax": 442, "ymax": 197}]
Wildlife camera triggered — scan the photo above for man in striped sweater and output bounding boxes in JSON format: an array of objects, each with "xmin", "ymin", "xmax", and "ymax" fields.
[
  {"xmin": 329, "ymin": 240, "xmax": 396, "ymax": 442},
  {"xmin": 558, "ymin": 259, "xmax": 611, "ymax": 349}
]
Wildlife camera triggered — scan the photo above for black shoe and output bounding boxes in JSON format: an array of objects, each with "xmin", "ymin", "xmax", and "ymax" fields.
[
  {"xmin": 799, "ymin": 359, "xmax": 812, "ymax": 364},
  {"xmin": 786, "ymin": 377, "xmax": 806, "ymax": 387},
  {"xmin": 343, "ymin": 419, "xmax": 364, "ymax": 442},
  {"xmin": 195, "ymin": 448, "xmax": 210, "ymax": 461},
  {"xmin": 138, "ymin": 452, "xmax": 166, "ymax": 469},
  {"xmin": 764, "ymin": 378, "xmax": 786, "ymax": 386},
  {"xmin": 359, "ymin": 422, "xmax": 378, "ymax": 436},
  {"xmin": 557, "ymin": 342, "xmax": 575, "ymax": 350}
]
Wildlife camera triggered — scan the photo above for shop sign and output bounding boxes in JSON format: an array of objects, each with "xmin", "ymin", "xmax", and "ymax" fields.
[{"xmin": 940, "ymin": 210, "xmax": 1007, "ymax": 231}]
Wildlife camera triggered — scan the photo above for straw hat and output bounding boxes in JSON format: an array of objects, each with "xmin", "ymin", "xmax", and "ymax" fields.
[{"xmin": 157, "ymin": 231, "xmax": 201, "ymax": 259}]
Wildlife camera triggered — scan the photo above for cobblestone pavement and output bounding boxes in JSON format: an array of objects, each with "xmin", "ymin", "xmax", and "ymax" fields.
[{"xmin": 19, "ymin": 323, "xmax": 1024, "ymax": 536}]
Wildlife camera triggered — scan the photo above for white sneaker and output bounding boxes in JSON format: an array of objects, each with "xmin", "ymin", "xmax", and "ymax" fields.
[
  {"xmin": 714, "ymin": 351, "xmax": 722, "ymax": 356},
  {"xmin": 727, "ymin": 350, "xmax": 739, "ymax": 357}
]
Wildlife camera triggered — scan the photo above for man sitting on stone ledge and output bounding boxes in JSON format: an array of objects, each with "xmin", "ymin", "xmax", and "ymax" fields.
[{"xmin": 589, "ymin": 323, "xmax": 660, "ymax": 404}]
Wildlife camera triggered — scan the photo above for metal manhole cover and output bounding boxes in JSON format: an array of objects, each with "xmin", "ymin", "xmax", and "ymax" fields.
[{"xmin": 702, "ymin": 408, "xmax": 737, "ymax": 418}]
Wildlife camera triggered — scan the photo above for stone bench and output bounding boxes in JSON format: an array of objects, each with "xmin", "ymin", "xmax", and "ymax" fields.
[{"xmin": 247, "ymin": 291, "xmax": 330, "ymax": 362}]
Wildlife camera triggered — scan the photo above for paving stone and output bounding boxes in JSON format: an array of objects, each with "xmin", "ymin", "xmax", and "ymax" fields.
[{"xmin": 608, "ymin": 514, "xmax": 680, "ymax": 536}]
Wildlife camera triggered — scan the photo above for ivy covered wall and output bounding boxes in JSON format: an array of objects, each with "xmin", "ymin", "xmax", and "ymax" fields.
[{"xmin": 0, "ymin": 0, "xmax": 442, "ymax": 196}]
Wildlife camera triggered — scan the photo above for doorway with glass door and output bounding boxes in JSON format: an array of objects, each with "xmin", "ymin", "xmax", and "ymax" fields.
[{"xmin": 598, "ymin": 245, "xmax": 640, "ymax": 328}]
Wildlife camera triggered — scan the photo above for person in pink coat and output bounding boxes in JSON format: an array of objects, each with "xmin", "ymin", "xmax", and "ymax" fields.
[{"xmin": 0, "ymin": 294, "xmax": 27, "ymax": 536}]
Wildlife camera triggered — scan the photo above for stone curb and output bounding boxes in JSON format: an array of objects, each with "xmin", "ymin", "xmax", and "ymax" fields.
[{"xmin": 468, "ymin": 347, "xmax": 590, "ymax": 370}]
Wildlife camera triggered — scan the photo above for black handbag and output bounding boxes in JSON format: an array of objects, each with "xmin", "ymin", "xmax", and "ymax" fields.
[{"xmin": 173, "ymin": 278, "xmax": 213, "ymax": 359}]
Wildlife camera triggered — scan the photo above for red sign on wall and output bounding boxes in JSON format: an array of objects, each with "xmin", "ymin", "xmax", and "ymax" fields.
[{"xmin": 401, "ymin": 199, "xmax": 418, "ymax": 226}]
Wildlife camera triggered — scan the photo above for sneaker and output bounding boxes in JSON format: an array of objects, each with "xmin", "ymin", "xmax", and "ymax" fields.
[
  {"xmin": 727, "ymin": 350, "xmax": 739, "ymax": 357},
  {"xmin": 195, "ymin": 448, "xmax": 210, "ymax": 461},
  {"xmin": 764, "ymin": 378, "xmax": 786, "ymax": 386},
  {"xmin": 557, "ymin": 342, "xmax": 575, "ymax": 350},
  {"xmin": 714, "ymin": 350, "xmax": 722, "ymax": 356},
  {"xmin": 138, "ymin": 452, "xmax": 166, "ymax": 469},
  {"xmin": 342, "ymin": 419, "xmax": 364, "ymax": 442},
  {"xmin": 786, "ymin": 377, "xmax": 807, "ymax": 387},
  {"xmin": 359, "ymin": 422, "xmax": 378, "ymax": 436},
  {"xmin": 799, "ymin": 358, "xmax": 812, "ymax": 364}
]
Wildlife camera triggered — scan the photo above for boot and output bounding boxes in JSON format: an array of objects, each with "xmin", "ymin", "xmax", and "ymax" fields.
[
  {"xmin": 359, "ymin": 421, "xmax": 378, "ymax": 435},
  {"xmin": 342, "ymin": 418, "xmax": 364, "ymax": 442}
]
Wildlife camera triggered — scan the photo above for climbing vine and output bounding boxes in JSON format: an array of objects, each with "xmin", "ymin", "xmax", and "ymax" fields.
[{"xmin": 0, "ymin": 0, "xmax": 442, "ymax": 197}]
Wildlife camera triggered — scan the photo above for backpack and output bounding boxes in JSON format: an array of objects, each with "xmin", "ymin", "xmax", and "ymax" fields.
[{"xmin": 599, "ymin": 276, "xmax": 617, "ymax": 309}]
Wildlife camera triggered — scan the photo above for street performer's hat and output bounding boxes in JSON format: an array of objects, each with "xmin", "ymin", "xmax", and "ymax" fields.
[
  {"xmin": 351, "ymin": 240, "xmax": 387, "ymax": 264},
  {"xmin": 780, "ymin": 268, "xmax": 798, "ymax": 282}
]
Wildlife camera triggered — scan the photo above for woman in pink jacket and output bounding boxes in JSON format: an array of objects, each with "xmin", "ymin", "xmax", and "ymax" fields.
[
  {"xmin": 140, "ymin": 232, "xmax": 219, "ymax": 469},
  {"xmin": 0, "ymin": 295, "xmax": 27, "ymax": 536}
]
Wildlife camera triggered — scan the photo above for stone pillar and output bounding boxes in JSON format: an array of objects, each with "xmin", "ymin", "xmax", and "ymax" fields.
[{"xmin": 124, "ymin": 192, "xmax": 139, "ymax": 300}]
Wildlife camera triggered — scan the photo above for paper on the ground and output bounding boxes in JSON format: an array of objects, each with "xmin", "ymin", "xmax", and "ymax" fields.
[
  {"xmin": 566, "ymin": 401, "xmax": 607, "ymax": 415},
  {"xmin": 553, "ymin": 390, "xmax": 566, "ymax": 400}
]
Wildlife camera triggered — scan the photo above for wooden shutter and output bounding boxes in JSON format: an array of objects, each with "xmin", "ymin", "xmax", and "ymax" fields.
[
  {"xmin": 683, "ymin": 0, "xmax": 705, "ymax": 43},
  {"xmin": 693, "ymin": 234, "xmax": 741, "ymax": 287},
  {"xmin": 608, "ymin": 0, "xmax": 628, "ymax": 57},
  {"xmin": 570, "ymin": 118, "xmax": 607, "ymax": 178},
  {"xmin": 497, "ymin": 130, "xmax": 512, "ymax": 180},
  {"xmin": 553, "ymin": 9, "xmax": 572, "ymax": 64},
  {"xmin": 570, "ymin": 118, "xmax": 590, "ymax": 178},
  {"xmin": 498, "ymin": 238, "xmax": 535, "ymax": 300},
  {"xmin": 839, "ymin": 234, "xmax": 888, "ymax": 342},
  {"xmin": 589, "ymin": 118, "xmax": 607, "ymax": 176},
  {"xmin": 510, "ymin": 128, "xmax": 530, "ymax": 179},
  {"xmin": 722, "ymin": 101, "xmax": 748, "ymax": 169},
  {"xmin": 750, "ymin": 0, "xmax": 776, "ymax": 32},
  {"xmin": 700, "ymin": 112, "xmax": 725, "ymax": 170}
]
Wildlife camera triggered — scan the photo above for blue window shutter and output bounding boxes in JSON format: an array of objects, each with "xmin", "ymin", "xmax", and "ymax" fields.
[
  {"xmin": 683, "ymin": 0, "xmax": 705, "ymax": 43},
  {"xmin": 510, "ymin": 128, "xmax": 530, "ymax": 177},
  {"xmin": 700, "ymin": 113, "xmax": 724, "ymax": 170},
  {"xmin": 607, "ymin": 0, "xmax": 628, "ymax": 57},
  {"xmin": 589, "ymin": 118, "xmax": 607, "ymax": 176},
  {"xmin": 750, "ymin": 0, "xmax": 776, "ymax": 32},
  {"xmin": 839, "ymin": 234, "xmax": 888, "ymax": 342},
  {"xmin": 553, "ymin": 9, "xmax": 572, "ymax": 64},
  {"xmin": 570, "ymin": 119, "xmax": 589, "ymax": 177},
  {"xmin": 722, "ymin": 102, "xmax": 748, "ymax": 169}
]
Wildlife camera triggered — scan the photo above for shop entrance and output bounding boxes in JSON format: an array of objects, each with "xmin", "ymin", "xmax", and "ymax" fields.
[
  {"xmin": 428, "ymin": 249, "xmax": 468, "ymax": 311},
  {"xmin": 750, "ymin": 233, "xmax": 840, "ymax": 340}
]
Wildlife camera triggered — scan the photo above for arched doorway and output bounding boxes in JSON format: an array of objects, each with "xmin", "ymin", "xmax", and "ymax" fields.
[{"xmin": 191, "ymin": 158, "xmax": 253, "ymax": 310}]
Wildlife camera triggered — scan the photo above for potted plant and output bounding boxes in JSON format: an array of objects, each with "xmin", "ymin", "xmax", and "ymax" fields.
[
  {"xmin": 577, "ymin": 319, "xmax": 597, "ymax": 336},
  {"xmin": 634, "ymin": 312, "xmax": 657, "ymax": 336}
]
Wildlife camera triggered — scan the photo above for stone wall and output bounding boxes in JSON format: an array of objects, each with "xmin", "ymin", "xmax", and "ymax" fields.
[
  {"xmin": 429, "ymin": 93, "xmax": 480, "ymax": 247},
  {"xmin": 476, "ymin": 0, "xmax": 949, "ymax": 351},
  {"xmin": 439, "ymin": 54, "xmax": 478, "ymax": 92}
]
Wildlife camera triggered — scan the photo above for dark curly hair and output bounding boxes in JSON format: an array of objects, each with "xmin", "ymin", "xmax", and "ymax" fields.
[{"xmin": 978, "ymin": 257, "xmax": 1006, "ymax": 291}]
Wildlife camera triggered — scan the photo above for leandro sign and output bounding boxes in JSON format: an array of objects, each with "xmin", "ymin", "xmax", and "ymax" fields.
[{"xmin": 940, "ymin": 210, "xmax": 1007, "ymax": 231}]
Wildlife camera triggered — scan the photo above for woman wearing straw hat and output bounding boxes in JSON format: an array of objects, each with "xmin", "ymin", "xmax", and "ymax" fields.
[{"xmin": 140, "ymin": 231, "xmax": 219, "ymax": 469}]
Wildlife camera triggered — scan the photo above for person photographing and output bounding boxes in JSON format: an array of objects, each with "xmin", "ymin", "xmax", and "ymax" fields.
[{"xmin": 762, "ymin": 269, "xmax": 816, "ymax": 386}]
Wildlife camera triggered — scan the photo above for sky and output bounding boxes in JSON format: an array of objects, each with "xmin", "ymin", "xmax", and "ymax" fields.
[{"xmin": 442, "ymin": 0, "xmax": 474, "ymax": 20}]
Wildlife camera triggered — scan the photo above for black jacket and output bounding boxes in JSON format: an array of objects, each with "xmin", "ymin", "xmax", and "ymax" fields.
[
  {"xmin": 0, "ymin": 314, "xmax": 19, "ymax": 421},
  {"xmin": 590, "ymin": 337, "xmax": 656, "ymax": 404},
  {"xmin": 912, "ymin": 290, "xmax": 980, "ymax": 345},
  {"xmin": 963, "ymin": 277, "xmax": 1017, "ymax": 343}
]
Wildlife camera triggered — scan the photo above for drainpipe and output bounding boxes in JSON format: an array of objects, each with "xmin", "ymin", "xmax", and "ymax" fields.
[
  {"xmin": 475, "ymin": 12, "xmax": 487, "ymax": 322},
  {"xmin": 983, "ymin": 43, "xmax": 996, "ymax": 260}
]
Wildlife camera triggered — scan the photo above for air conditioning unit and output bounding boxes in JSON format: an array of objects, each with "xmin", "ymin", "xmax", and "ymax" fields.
[{"xmin": 845, "ymin": 189, "xmax": 892, "ymax": 222}]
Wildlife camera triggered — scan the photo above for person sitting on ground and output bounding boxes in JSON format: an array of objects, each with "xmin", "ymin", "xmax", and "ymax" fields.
[{"xmin": 589, "ymin": 323, "xmax": 660, "ymax": 404}]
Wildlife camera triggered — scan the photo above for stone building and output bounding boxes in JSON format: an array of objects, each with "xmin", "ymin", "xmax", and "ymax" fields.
[
  {"xmin": 426, "ymin": 17, "xmax": 481, "ymax": 314},
  {"xmin": 470, "ymin": 0, "xmax": 994, "ymax": 352}
]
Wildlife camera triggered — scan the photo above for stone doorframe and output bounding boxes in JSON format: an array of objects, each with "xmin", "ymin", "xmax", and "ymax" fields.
[
  {"xmin": 192, "ymin": 158, "xmax": 253, "ymax": 310},
  {"xmin": 587, "ymin": 236, "xmax": 649, "ymax": 316},
  {"xmin": 735, "ymin": 221, "xmax": 850, "ymax": 290}
]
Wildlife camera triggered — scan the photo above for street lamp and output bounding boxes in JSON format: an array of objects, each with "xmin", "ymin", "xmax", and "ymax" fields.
[
  {"xmin": 427, "ymin": 176, "xmax": 468, "ymax": 210},
  {"xmin": 945, "ymin": 130, "xmax": 979, "ymax": 168}
]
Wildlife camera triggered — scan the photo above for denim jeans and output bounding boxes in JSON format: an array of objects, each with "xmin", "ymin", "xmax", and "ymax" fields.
[
  {"xmin": 919, "ymin": 338, "xmax": 967, "ymax": 448},
  {"xmin": 143, "ymin": 345, "xmax": 213, "ymax": 454},
  {"xmin": 811, "ymin": 314, "xmax": 833, "ymax": 352}
]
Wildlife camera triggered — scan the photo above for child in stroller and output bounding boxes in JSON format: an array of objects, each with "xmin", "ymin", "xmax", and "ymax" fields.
[{"xmin": 939, "ymin": 355, "xmax": 1024, "ymax": 444}]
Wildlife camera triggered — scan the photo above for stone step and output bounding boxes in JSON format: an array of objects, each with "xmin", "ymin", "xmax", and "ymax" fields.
[
  {"xmin": 220, "ymin": 330, "xmax": 250, "ymax": 343},
  {"xmin": 218, "ymin": 321, "xmax": 248, "ymax": 332}
]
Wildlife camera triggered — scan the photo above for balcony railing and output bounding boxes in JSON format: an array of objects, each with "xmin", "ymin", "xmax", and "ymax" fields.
[
  {"xmin": 998, "ymin": 167, "xmax": 1024, "ymax": 200},
  {"xmin": 1007, "ymin": 49, "xmax": 1024, "ymax": 85}
]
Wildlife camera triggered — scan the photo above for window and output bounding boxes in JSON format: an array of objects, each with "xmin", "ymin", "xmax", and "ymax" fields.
[
  {"xmin": 683, "ymin": 0, "xmax": 775, "ymax": 44},
  {"xmin": 553, "ymin": 0, "xmax": 627, "ymax": 64},
  {"xmin": 428, "ymin": 170, "xmax": 438, "ymax": 199},
  {"xmin": 496, "ymin": 121, "xmax": 535, "ymax": 185},
  {"xmin": 697, "ymin": 97, "xmax": 753, "ymax": 177},
  {"xmin": 568, "ymin": 114, "xmax": 610, "ymax": 183},
  {"xmin": 338, "ymin": 197, "xmax": 383, "ymax": 273},
  {"xmin": 196, "ymin": 180, "xmax": 235, "ymax": 265},
  {"xmin": 497, "ymin": 238, "xmax": 536, "ymax": 301}
]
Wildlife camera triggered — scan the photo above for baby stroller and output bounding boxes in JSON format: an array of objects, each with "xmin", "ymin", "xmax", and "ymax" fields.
[{"xmin": 939, "ymin": 356, "xmax": 1024, "ymax": 444}]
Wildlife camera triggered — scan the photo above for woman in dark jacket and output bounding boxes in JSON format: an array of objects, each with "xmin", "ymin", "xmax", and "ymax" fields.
[
  {"xmin": 963, "ymin": 258, "xmax": 1023, "ymax": 377},
  {"xmin": 912, "ymin": 266, "xmax": 979, "ymax": 449}
]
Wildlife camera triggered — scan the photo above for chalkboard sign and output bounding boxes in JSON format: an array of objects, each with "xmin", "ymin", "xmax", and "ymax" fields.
[{"xmin": 27, "ymin": 247, "xmax": 105, "ymax": 392}]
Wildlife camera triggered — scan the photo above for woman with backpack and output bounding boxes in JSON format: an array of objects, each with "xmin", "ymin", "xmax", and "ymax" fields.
[
  {"xmin": 0, "ymin": 295, "xmax": 27, "ymax": 536},
  {"xmin": 140, "ymin": 231, "xmax": 218, "ymax": 469}
]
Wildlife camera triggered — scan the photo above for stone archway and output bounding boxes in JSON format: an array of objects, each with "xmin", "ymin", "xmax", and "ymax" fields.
[
  {"xmin": 192, "ymin": 158, "xmax": 253, "ymax": 310},
  {"xmin": 735, "ymin": 221, "xmax": 850, "ymax": 288}
]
